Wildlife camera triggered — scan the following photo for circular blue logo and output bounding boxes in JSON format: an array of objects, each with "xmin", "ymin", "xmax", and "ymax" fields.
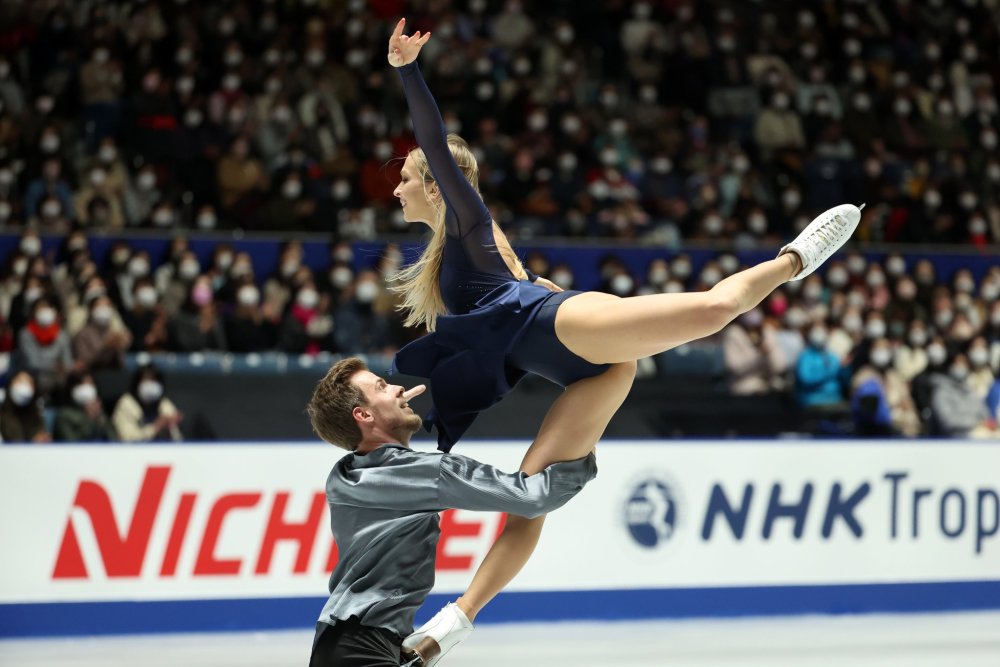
[{"xmin": 624, "ymin": 479, "xmax": 678, "ymax": 548}]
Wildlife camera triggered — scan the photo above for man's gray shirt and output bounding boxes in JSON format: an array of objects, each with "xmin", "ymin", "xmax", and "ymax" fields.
[{"xmin": 318, "ymin": 444, "xmax": 597, "ymax": 636}]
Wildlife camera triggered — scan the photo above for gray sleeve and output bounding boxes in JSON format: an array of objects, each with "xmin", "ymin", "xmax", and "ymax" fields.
[{"xmin": 437, "ymin": 452, "xmax": 597, "ymax": 518}]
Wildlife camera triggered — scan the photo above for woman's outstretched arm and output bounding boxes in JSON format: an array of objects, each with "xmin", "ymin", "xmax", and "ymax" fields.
[{"xmin": 389, "ymin": 19, "xmax": 490, "ymax": 239}]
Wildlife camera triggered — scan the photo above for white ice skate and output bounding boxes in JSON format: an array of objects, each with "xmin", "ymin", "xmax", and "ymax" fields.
[
  {"xmin": 401, "ymin": 602, "xmax": 473, "ymax": 667},
  {"xmin": 779, "ymin": 203, "xmax": 864, "ymax": 281}
]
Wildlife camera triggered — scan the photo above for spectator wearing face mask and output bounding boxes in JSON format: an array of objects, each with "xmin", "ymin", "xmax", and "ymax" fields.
[
  {"xmin": 16, "ymin": 297, "xmax": 73, "ymax": 397},
  {"xmin": 53, "ymin": 372, "xmax": 117, "ymax": 442},
  {"xmin": 753, "ymin": 90, "xmax": 806, "ymax": 158},
  {"xmin": 112, "ymin": 364, "xmax": 183, "ymax": 442},
  {"xmin": 0, "ymin": 371, "xmax": 51, "ymax": 443},
  {"xmin": 795, "ymin": 323, "xmax": 845, "ymax": 409},
  {"xmin": 72, "ymin": 296, "xmax": 131, "ymax": 371},
  {"xmin": 334, "ymin": 271, "xmax": 391, "ymax": 354},
  {"xmin": 217, "ymin": 135, "xmax": 268, "ymax": 215},
  {"xmin": 827, "ymin": 305, "xmax": 864, "ymax": 362},
  {"xmin": 0, "ymin": 252, "xmax": 28, "ymax": 322},
  {"xmin": 209, "ymin": 244, "xmax": 238, "ymax": 303},
  {"xmin": 24, "ymin": 158, "xmax": 74, "ymax": 222},
  {"xmin": 66, "ymin": 275, "xmax": 119, "ymax": 337},
  {"xmin": 927, "ymin": 352, "xmax": 996, "ymax": 438},
  {"xmin": 124, "ymin": 278, "xmax": 168, "ymax": 352},
  {"xmin": 8, "ymin": 275, "xmax": 57, "ymax": 337},
  {"xmin": 721, "ymin": 308, "xmax": 788, "ymax": 395},
  {"xmin": 114, "ymin": 250, "xmax": 152, "ymax": 312},
  {"xmin": 278, "ymin": 282, "xmax": 332, "ymax": 355},
  {"xmin": 160, "ymin": 250, "xmax": 202, "ymax": 317},
  {"xmin": 894, "ymin": 321, "xmax": 930, "ymax": 382},
  {"xmin": 851, "ymin": 338, "xmax": 900, "ymax": 437},
  {"xmin": 264, "ymin": 243, "xmax": 304, "ymax": 317},
  {"xmin": 224, "ymin": 282, "xmax": 278, "ymax": 352},
  {"xmin": 263, "ymin": 172, "xmax": 316, "ymax": 231},
  {"xmin": 967, "ymin": 336, "xmax": 995, "ymax": 399},
  {"xmin": 167, "ymin": 276, "xmax": 227, "ymax": 352},
  {"xmin": 74, "ymin": 161, "xmax": 126, "ymax": 229}
]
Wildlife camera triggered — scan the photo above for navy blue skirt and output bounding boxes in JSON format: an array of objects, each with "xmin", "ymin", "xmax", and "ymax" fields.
[{"xmin": 390, "ymin": 281, "xmax": 609, "ymax": 452}]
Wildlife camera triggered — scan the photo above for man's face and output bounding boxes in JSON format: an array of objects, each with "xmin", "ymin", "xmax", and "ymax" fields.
[{"xmin": 351, "ymin": 370, "xmax": 422, "ymax": 440}]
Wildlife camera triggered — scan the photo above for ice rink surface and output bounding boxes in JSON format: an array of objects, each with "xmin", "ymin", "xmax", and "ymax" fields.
[{"xmin": 2, "ymin": 611, "xmax": 999, "ymax": 667}]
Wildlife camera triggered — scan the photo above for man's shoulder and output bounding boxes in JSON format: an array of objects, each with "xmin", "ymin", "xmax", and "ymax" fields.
[{"xmin": 329, "ymin": 445, "xmax": 441, "ymax": 484}]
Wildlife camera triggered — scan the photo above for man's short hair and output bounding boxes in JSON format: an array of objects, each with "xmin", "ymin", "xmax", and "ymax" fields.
[{"xmin": 307, "ymin": 357, "xmax": 368, "ymax": 450}]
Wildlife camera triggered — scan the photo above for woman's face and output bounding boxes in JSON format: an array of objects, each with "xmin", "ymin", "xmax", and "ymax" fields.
[{"xmin": 393, "ymin": 155, "xmax": 436, "ymax": 226}]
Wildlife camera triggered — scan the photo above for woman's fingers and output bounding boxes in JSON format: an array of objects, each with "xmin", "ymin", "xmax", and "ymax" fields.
[
  {"xmin": 391, "ymin": 17, "xmax": 405, "ymax": 40},
  {"xmin": 403, "ymin": 384, "xmax": 427, "ymax": 400}
]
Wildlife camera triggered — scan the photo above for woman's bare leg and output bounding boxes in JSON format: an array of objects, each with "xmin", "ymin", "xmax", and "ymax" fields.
[
  {"xmin": 453, "ymin": 360, "xmax": 636, "ymax": 620},
  {"xmin": 555, "ymin": 254, "xmax": 801, "ymax": 364}
]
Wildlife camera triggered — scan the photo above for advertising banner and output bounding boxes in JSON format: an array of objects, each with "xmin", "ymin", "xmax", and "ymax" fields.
[{"xmin": 1, "ymin": 441, "xmax": 997, "ymax": 635}]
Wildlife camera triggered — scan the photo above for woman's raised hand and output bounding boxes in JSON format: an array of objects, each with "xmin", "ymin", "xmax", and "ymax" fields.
[{"xmin": 387, "ymin": 18, "xmax": 431, "ymax": 68}]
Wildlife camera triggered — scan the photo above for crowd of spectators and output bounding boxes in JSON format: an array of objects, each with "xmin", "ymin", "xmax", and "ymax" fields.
[
  {"xmin": 0, "ymin": 1, "xmax": 998, "ymax": 243},
  {"xmin": 0, "ymin": 226, "xmax": 997, "ymax": 442},
  {"xmin": 0, "ymin": 1, "xmax": 998, "ymax": 441}
]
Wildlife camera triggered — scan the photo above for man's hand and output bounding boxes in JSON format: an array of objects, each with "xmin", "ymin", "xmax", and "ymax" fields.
[{"xmin": 387, "ymin": 18, "xmax": 431, "ymax": 68}]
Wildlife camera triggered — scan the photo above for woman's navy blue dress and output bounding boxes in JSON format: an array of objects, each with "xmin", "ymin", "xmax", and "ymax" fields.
[{"xmin": 391, "ymin": 62, "xmax": 608, "ymax": 452}]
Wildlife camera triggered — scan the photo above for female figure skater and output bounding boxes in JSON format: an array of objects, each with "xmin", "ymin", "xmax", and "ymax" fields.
[{"xmin": 386, "ymin": 19, "xmax": 861, "ymax": 665}]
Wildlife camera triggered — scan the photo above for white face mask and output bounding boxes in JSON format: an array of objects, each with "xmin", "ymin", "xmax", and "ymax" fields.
[
  {"xmin": 297, "ymin": 289, "xmax": 319, "ymax": 309},
  {"xmin": 609, "ymin": 274, "xmax": 633, "ymax": 296},
  {"xmin": 969, "ymin": 348, "xmax": 989, "ymax": 367},
  {"xmin": 237, "ymin": 286, "xmax": 260, "ymax": 307},
  {"xmin": 908, "ymin": 330, "xmax": 927, "ymax": 347},
  {"xmin": 950, "ymin": 365, "xmax": 969, "ymax": 382},
  {"xmin": 72, "ymin": 383, "xmax": 97, "ymax": 406},
  {"xmin": 700, "ymin": 269, "xmax": 721, "ymax": 287},
  {"xmin": 138, "ymin": 380, "xmax": 163, "ymax": 403},
  {"xmin": 648, "ymin": 267, "xmax": 669, "ymax": 286},
  {"xmin": 129, "ymin": 258, "xmax": 150, "ymax": 277},
  {"xmin": 551, "ymin": 270, "xmax": 574, "ymax": 289},
  {"xmin": 355, "ymin": 281, "xmax": 379, "ymax": 303},
  {"xmin": 197, "ymin": 212, "xmax": 217, "ymax": 229},
  {"xmin": 927, "ymin": 344, "xmax": 947, "ymax": 366},
  {"xmin": 871, "ymin": 348, "xmax": 892, "ymax": 368},
  {"xmin": 826, "ymin": 268, "xmax": 848, "ymax": 287},
  {"xmin": 331, "ymin": 267, "xmax": 353, "ymax": 289},
  {"xmin": 36, "ymin": 307, "xmax": 57, "ymax": 327},
  {"xmin": 866, "ymin": 320, "xmax": 887, "ymax": 339},
  {"xmin": 136, "ymin": 286, "xmax": 158, "ymax": 308},
  {"xmin": 178, "ymin": 260, "xmax": 200, "ymax": 281},
  {"xmin": 808, "ymin": 328, "xmax": 828, "ymax": 348},
  {"xmin": 20, "ymin": 237, "xmax": 41, "ymax": 256},
  {"xmin": 10, "ymin": 381, "xmax": 34, "ymax": 406},
  {"xmin": 92, "ymin": 305, "xmax": 113, "ymax": 326}
]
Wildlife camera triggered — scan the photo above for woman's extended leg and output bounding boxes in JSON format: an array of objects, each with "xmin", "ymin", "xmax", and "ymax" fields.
[
  {"xmin": 554, "ymin": 253, "xmax": 801, "ymax": 364},
  {"xmin": 556, "ymin": 201, "xmax": 866, "ymax": 364},
  {"xmin": 454, "ymin": 359, "xmax": 637, "ymax": 620}
]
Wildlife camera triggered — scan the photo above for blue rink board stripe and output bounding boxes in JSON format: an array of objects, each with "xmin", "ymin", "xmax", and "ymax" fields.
[{"xmin": 2, "ymin": 581, "xmax": 999, "ymax": 637}]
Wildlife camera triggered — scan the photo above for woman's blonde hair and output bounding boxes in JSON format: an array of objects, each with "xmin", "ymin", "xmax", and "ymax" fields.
[{"xmin": 393, "ymin": 134, "xmax": 526, "ymax": 331}]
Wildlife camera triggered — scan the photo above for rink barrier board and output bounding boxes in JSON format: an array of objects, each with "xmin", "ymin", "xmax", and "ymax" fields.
[
  {"xmin": 2, "ymin": 441, "xmax": 998, "ymax": 637},
  {"xmin": 2, "ymin": 581, "xmax": 1000, "ymax": 637}
]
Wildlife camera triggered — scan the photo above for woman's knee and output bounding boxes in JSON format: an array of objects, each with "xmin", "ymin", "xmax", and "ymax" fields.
[
  {"xmin": 703, "ymin": 291, "xmax": 741, "ymax": 331},
  {"xmin": 607, "ymin": 360, "xmax": 638, "ymax": 387}
]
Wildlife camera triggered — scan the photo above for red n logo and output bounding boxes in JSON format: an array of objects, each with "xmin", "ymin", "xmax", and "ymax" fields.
[{"xmin": 52, "ymin": 466, "xmax": 171, "ymax": 579}]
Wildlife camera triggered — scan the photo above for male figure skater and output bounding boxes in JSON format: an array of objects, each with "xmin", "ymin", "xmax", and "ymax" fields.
[{"xmin": 306, "ymin": 357, "xmax": 597, "ymax": 666}]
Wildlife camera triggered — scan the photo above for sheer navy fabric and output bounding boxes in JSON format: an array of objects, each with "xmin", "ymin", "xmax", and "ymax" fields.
[
  {"xmin": 391, "ymin": 63, "xmax": 608, "ymax": 452},
  {"xmin": 396, "ymin": 62, "xmax": 515, "ymax": 314}
]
